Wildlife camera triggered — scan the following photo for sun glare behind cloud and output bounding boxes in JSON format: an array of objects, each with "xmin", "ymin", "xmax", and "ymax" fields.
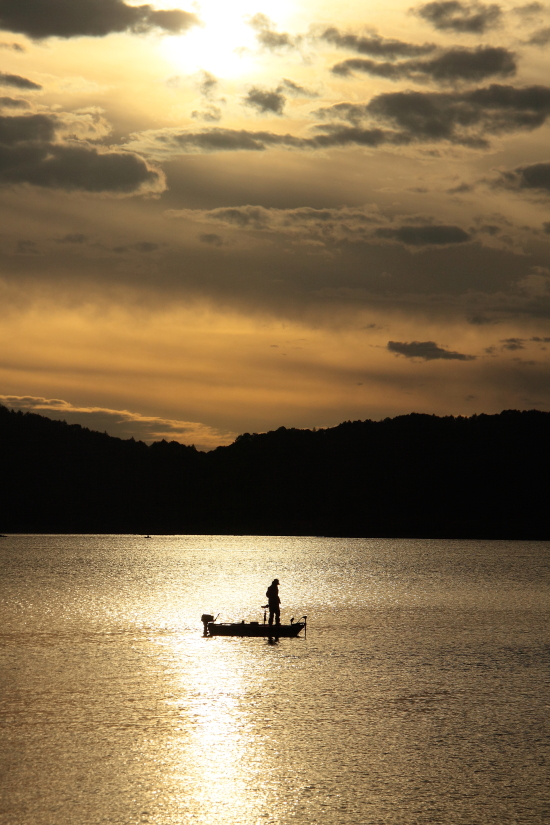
[{"xmin": 159, "ymin": 0, "xmax": 294, "ymax": 77}]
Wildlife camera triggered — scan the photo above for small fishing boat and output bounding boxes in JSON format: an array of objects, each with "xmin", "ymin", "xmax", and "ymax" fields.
[{"xmin": 201, "ymin": 613, "xmax": 307, "ymax": 638}]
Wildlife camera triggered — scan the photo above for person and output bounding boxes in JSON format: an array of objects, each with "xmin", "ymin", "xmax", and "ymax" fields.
[{"xmin": 266, "ymin": 578, "xmax": 280, "ymax": 626}]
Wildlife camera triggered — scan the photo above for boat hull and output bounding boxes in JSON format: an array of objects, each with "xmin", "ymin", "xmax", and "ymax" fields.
[{"xmin": 207, "ymin": 622, "xmax": 305, "ymax": 637}]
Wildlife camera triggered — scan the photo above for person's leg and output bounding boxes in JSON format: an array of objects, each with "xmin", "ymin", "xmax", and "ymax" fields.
[
  {"xmin": 275, "ymin": 606, "xmax": 280, "ymax": 625},
  {"xmin": 268, "ymin": 607, "xmax": 274, "ymax": 625}
]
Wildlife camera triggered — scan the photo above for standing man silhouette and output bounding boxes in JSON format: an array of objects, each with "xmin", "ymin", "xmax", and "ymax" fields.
[{"xmin": 266, "ymin": 578, "xmax": 280, "ymax": 626}]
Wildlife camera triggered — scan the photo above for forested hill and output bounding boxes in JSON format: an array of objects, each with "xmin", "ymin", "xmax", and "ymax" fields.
[{"xmin": 1, "ymin": 404, "xmax": 548, "ymax": 538}]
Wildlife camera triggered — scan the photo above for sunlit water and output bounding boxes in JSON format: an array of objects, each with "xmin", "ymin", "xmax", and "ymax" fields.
[{"xmin": 1, "ymin": 535, "xmax": 548, "ymax": 825}]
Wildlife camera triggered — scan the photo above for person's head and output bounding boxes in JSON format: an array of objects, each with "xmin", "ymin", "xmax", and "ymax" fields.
[{"xmin": 273, "ymin": 578, "xmax": 279, "ymax": 585}]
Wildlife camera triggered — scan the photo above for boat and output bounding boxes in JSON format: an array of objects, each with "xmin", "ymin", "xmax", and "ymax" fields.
[{"xmin": 201, "ymin": 613, "xmax": 307, "ymax": 638}]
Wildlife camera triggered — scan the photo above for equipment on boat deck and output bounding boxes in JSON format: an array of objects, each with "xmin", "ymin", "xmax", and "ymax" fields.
[{"xmin": 201, "ymin": 612, "xmax": 307, "ymax": 638}]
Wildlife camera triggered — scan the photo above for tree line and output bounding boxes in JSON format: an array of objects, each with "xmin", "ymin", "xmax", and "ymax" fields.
[{"xmin": 1, "ymin": 404, "xmax": 548, "ymax": 538}]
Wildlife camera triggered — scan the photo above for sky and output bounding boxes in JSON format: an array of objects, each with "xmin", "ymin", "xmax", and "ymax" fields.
[{"xmin": 1, "ymin": 0, "xmax": 549, "ymax": 449}]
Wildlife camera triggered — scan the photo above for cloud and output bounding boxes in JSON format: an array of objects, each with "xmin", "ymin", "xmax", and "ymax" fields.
[
  {"xmin": 112, "ymin": 241, "xmax": 159, "ymax": 253},
  {"xmin": 130, "ymin": 124, "xmax": 389, "ymax": 156},
  {"xmin": 0, "ymin": 40, "xmax": 24, "ymax": 50},
  {"xmin": 498, "ymin": 161, "xmax": 550, "ymax": 193},
  {"xmin": 365, "ymin": 84, "xmax": 550, "ymax": 146},
  {"xmin": 0, "ymin": 96, "xmax": 30, "ymax": 108},
  {"xmin": 500, "ymin": 337, "xmax": 525, "ymax": 349},
  {"xmin": 249, "ymin": 13, "xmax": 298, "ymax": 51},
  {"xmin": 375, "ymin": 224, "xmax": 471, "ymax": 245},
  {"xmin": 165, "ymin": 205, "xmax": 478, "ymax": 253},
  {"xmin": 279, "ymin": 78, "xmax": 319, "ymax": 98},
  {"xmin": 527, "ymin": 26, "xmax": 550, "ymax": 45},
  {"xmin": 55, "ymin": 232, "xmax": 87, "ymax": 243},
  {"xmin": 414, "ymin": 1, "xmax": 503, "ymax": 33},
  {"xmin": 513, "ymin": 2, "xmax": 545, "ymax": 16},
  {"xmin": 17, "ymin": 239, "xmax": 39, "ymax": 254},
  {"xmin": 244, "ymin": 87, "xmax": 286, "ymax": 115},
  {"xmin": 128, "ymin": 83, "xmax": 550, "ymax": 159},
  {"xmin": 196, "ymin": 70, "xmax": 217, "ymax": 97},
  {"xmin": 0, "ymin": 71, "xmax": 41, "ymax": 90},
  {"xmin": 332, "ymin": 47, "xmax": 517, "ymax": 83},
  {"xmin": 0, "ymin": 0, "xmax": 199, "ymax": 40},
  {"xmin": 321, "ymin": 26, "xmax": 436, "ymax": 59},
  {"xmin": 387, "ymin": 340, "xmax": 476, "ymax": 359},
  {"xmin": 191, "ymin": 104, "xmax": 222, "ymax": 122},
  {"xmin": 199, "ymin": 232, "xmax": 224, "ymax": 245},
  {"xmin": 0, "ymin": 395, "xmax": 236, "ymax": 450},
  {"xmin": 0, "ymin": 112, "xmax": 164, "ymax": 192},
  {"xmin": 166, "ymin": 205, "xmax": 386, "ymax": 242}
]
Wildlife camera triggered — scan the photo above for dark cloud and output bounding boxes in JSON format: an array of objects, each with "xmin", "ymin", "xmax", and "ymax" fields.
[
  {"xmin": 532, "ymin": 336, "xmax": 550, "ymax": 341},
  {"xmin": 500, "ymin": 337, "xmax": 525, "ymax": 349},
  {"xmin": 365, "ymin": 84, "xmax": 550, "ymax": 146},
  {"xmin": 244, "ymin": 87, "xmax": 286, "ymax": 115},
  {"xmin": 249, "ymin": 13, "xmax": 297, "ymax": 51},
  {"xmin": 16, "ymin": 239, "xmax": 39, "ymax": 254},
  {"xmin": 414, "ymin": 1, "xmax": 503, "ymax": 33},
  {"xmin": 332, "ymin": 47, "xmax": 516, "ymax": 83},
  {"xmin": 321, "ymin": 26, "xmax": 436, "ymax": 59},
  {"xmin": 504, "ymin": 337, "xmax": 530, "ymax": 351},
  {"xmin": 0, "ymin": 40, "xmax": 24, "ymax": 50},
  {"xmin": 55, "ymin": 233, "xmax": 87, "ymax": 243},
  {"xmin": 167, "ymin": 206, "xmax": 479, "ymax": 256},
  {"xmin": 204, "ymin": 206, "xmax": 270, "ymax": 228},
  {"xmin": 132, "ymin": 241, "xmax": 159, "ymax": 252},
  {"xmin": 0, "ymin": 112, "xmax": 55, "ymax": 142},
  {"xmin": 133, "ymin": 84, "xmax": 550, "ymax": 158},
  {"xmin": 280, "ymin": 78, "xmax": 318, "ymax": 98},
  {"xmin": 199, "ymin": 232, "xmax": 223, "ymax": 245},
  {"xmin": 543, "ymin": 221, "xmax": 550, "ymax": 233},
  {"xmin": 375, "ymin": 224, "xmax": 471, "ymax": 244},
  {"xmin": 388, "ymin": 340, "xmax": 476, "ymax": 359},
  {"xmin": 0, "ymin": 96, "xmax": 29, "ymax": 108},
  {"xmin": 499, "ymin": 161, "xmax": 550, "ymax": 193},
  {"xmin": 191, "ymin": 105, "xmax": 222, "ymax": 122},
  {"xmin": 0, "ymin": 0, "xmax": 199, "ymax": 40},
  {"xmin": 0, "ymin": 71, "xmax": 41, "ymax": 90},
  {"xmin": 197, "ymin": 70, "xmax": 217, "ymax": 97},
  {"xmin": 514, "ymin": 2, "xmax": 545, "ymax": 14},
  {"xmin": 145, "ymin": 125, "xmax": 388, "ymax": 153},
  {"xmin": 0, "ymin": 113, "xmax": 164, "ymax": 192},
  {"xmin": 527, "ymin": 26, "xmax": 550, "ymax": 45},
  {"xmin": 448, "ymin": 181, "xmax": 474, "ymax": 192},
  {"xmin": 113, "ymin": 241, "xmax": 159, "ymax": 252}
]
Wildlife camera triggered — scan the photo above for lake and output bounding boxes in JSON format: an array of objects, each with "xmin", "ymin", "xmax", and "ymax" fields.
[{"xmin": 1, "ymin": 535, "xmax": 548, "ymax": 825}]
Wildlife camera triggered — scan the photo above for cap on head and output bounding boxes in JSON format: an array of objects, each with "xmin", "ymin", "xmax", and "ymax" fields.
[{"xmin": 273, "ymin": 578, "xmax": 279, "ymax": 584}]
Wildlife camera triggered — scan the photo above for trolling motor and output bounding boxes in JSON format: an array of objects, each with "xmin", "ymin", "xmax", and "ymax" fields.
[{"xmin": 201, "ymin": 614, "xmax": 217, "ymax": 636}]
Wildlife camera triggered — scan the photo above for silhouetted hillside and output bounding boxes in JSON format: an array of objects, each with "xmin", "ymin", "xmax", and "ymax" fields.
[{"xmin": 1, "ymin": 404, "xmax": 548, "ymax": 538}]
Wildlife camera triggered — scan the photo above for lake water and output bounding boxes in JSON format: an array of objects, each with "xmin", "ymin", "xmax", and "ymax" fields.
[{"xmin": 1, "ymin": 535, "xmax": 549, "ymax": 825}]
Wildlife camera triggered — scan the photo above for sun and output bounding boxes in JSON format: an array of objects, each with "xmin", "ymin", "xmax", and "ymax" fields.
[{"xmin": 158, "ymin": 0, "xmax": 294, "ymax": 78}]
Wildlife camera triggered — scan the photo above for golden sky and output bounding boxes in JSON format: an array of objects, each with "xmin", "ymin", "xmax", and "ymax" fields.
[{"xmin": 1, "ymin": 0, "xmax": 550, "ymax": 448}]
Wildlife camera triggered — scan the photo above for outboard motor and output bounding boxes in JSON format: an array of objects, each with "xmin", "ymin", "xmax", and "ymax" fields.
[{"xmin": 201, "ymin": 614, "xmax": 214, "ymax": 636}]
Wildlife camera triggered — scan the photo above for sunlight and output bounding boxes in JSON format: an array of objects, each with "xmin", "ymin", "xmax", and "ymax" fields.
[
  {"xmin": 166, "ymin": 636, "xmax": 269, "ymax": 824},
  {"xmin": 159, "ymin": 0, "xmax": 294, "ymax": 78}
]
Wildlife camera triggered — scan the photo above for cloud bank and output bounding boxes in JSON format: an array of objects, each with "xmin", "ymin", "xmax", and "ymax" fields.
[
  {"xmin": 0, "ymin": 112, "xmax": 164, "ymax": 192},
  {"xmin": 0, "ymin": 0, "xmax": 199, "ymax": 39},
  {"xmin": 0, "ymin": 395, "xmax": 235, "ymax": 450},
  {"xmin": 387, "ymin": 340, "xmax": 477, "ymax": 359}
]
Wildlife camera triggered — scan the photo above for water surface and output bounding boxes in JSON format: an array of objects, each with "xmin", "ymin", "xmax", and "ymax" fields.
[{"xmin": 1, "ymin": 535, "xmax": 548, "ymax": 824}]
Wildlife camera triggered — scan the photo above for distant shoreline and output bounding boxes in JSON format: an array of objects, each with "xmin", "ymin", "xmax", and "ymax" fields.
[{"xmin": 1, "ymin": 405, "xmax": 548, "ymax": 539}]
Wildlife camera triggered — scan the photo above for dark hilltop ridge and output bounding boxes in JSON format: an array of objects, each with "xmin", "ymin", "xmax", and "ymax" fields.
[{"xmin": 1, "ymin": 404, "xmax": 548, "ymax": 538}]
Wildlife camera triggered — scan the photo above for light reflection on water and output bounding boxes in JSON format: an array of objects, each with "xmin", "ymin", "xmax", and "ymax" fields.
[{"xmin": 1, "ymin": 535, "xmax": 549, "ymax": 825}]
